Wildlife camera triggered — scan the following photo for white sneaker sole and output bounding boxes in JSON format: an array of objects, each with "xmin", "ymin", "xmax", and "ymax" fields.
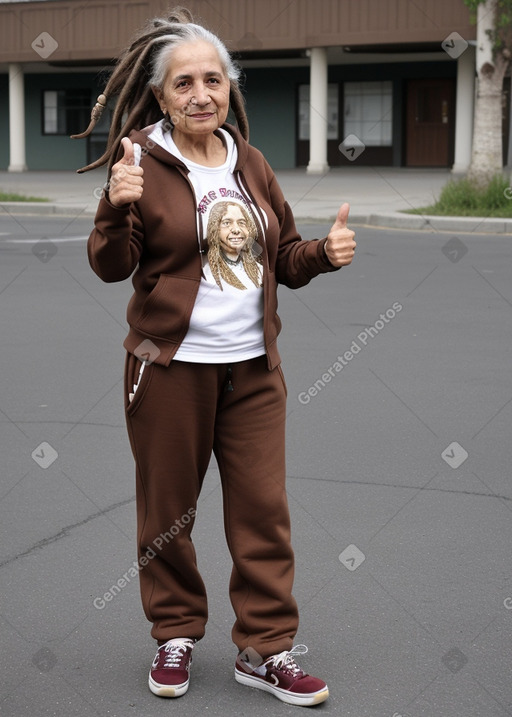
[
  {"xmin": 235, "ymin": 668, "xmax": 329, "ymax": 706},
  {"xmin": 148, "ymin": 672, "xmax": 189, "ymax": 698}
]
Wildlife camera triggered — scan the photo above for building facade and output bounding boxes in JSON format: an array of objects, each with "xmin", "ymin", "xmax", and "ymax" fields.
[{"xmin": 0, "ymin": 0, "xmax": 480, "ymax": 172}]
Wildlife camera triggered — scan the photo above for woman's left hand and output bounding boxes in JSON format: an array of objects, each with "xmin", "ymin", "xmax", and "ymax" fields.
[{"xmin": 324, "ymin": 203, "xmax": 356, "ymax": 267}]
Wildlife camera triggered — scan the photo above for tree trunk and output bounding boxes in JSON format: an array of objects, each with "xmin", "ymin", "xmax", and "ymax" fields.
[
  {"xmin": 467, "ymin": 0, "xmax": 509, "ymax": 187},
  {"xmin": 468, "ymin": 55, "xmax": 508, "ymax": 186}
]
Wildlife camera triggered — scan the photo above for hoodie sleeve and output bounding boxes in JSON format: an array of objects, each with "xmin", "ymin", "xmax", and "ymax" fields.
[
  {"xmin": 266, "ymin": 164, "xmax": 340, "ymax": 290},
  {"xmin": 87, "ymin": 195, "xmax": 144, "ymax": 283}
]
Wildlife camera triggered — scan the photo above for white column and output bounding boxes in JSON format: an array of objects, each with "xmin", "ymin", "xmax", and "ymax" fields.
[
  {"xmin": 451, "ymin": 45, "xmax": 475, "ymax": 174},
  {"xmin": 307, "ymin": 47, "xmax": 329, "ymax": 174},
  {"xmin": 8, "ymin": 63, "xmax": 27, "ymax": 172}
]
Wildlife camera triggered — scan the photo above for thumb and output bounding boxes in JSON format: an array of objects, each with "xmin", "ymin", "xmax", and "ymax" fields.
[
  {"xmin": 119, "ymin": 137, "xmax": 135, "ymax": 165},
  {"xmin": 333, "ymin": 202, "xmax": 350, "ymax": 229}
]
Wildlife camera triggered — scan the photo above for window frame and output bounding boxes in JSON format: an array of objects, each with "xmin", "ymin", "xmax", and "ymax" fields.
[
  {"xmin": 41, "ymin": 88, "xmax": 91, "ymax": 136},
  {"xmin": 343, "ymin": 80, "xmax": 393, "ymax": 147}
]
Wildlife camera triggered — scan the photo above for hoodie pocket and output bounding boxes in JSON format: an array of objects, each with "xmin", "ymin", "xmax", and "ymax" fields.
[{"xmin": 134, "ymin": 274, "xmax": 200, "ymax": 343}]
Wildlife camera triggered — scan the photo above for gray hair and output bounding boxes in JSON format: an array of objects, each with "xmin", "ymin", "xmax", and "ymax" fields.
[{"xmin": 149, "ymin": 22, "xmax": 242, "ymax": 89}]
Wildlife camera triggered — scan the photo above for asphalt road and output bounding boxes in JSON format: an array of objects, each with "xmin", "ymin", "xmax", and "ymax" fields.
[{"xmin": 1, "ymin": 215, "xmax": 511, "ymax": 717}]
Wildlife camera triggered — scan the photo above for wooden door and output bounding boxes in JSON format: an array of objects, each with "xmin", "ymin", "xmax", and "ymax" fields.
[{"xmin": 406, "ymin": 78, "xmax": 455, "ymax": 167}]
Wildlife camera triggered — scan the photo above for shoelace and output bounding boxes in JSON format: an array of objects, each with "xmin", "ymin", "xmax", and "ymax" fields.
[
  {"xmin": 161, "ymin": 639, "xmax": 194, "ymax": 668},
  {"xmin": 269, "ymin": 644, "xmax": 308, "ymax": 676}
]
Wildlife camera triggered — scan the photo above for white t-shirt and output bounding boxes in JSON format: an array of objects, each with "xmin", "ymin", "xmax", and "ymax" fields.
[{"xmin": 147, "ymin": 122, "xmax": 266, "ymax": 363}]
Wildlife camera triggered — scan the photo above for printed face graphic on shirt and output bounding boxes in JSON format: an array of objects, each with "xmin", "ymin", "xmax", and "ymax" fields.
[
  {"xmin": 206, "ymin": 200, "xmax": 262, "ymax": 291},
  {"xmin": 218, "ymin": 204, "xmax": 250, "ymax": 258}
]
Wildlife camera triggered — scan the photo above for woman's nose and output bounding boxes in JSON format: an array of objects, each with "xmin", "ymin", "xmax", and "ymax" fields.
[{"xmin": 192, "ymin": 85, "xmax": 211, "ymax": 105}]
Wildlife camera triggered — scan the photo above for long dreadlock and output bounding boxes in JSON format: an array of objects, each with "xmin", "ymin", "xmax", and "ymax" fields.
[{"xmin": 71, "ymin": 6, "xmax": 249, "ymax": 175}]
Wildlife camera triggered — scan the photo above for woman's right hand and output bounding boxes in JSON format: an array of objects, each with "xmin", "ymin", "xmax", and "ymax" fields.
[{"xmin": 108, "ymin": 137, "xmax": 144, "ymax": 207}]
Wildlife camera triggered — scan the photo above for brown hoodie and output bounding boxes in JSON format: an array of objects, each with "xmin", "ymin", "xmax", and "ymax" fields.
[{"xmin": 87, "ymin": 123, "xmax": 339, "ymax": 369}]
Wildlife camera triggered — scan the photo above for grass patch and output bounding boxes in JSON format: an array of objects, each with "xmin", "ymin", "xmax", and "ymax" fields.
[
  {"xmin": 0, "ymin": 191, "xmax": 49, "ymax": 202},
  {"xmin": 404, "ymin": 174, "xmax": 512, "ymax": 217}
]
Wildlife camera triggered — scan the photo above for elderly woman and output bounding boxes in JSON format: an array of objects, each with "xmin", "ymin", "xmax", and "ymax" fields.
[{"xmin": 78, "ymin": 6, "xmax": 355, "ymax": 707}]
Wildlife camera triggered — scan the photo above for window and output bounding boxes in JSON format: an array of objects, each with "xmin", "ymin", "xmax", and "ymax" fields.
[
  {"xmin": 343, "ymin": 81, "xmax": 393, "ymax": 146},
  {"xmin": 43, "ymin": 89, "xmax": 91, "ymax": 135},
  {"xmin": 298, "ymin": 84, "xmax": 339, "ymax": 141}
]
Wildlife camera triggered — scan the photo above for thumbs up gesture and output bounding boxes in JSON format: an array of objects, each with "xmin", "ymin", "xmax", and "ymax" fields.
[
  {"xmin": 108, "ymin": 137, "xmax": 144, "ymax": 208},
  {"xmin": 324, "ymin": 203, "xmax": 356, "ymax": 267}
]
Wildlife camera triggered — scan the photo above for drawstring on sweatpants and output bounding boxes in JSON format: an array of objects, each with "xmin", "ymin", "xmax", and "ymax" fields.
[{"xmin": 224, "ymin": 365, "xmax": 234, "ymax": 393}]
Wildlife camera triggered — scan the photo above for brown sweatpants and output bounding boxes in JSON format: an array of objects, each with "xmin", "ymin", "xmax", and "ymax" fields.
[{"xmin": 124, "ymin": 352, "xmax": 299, "ymax": 659}]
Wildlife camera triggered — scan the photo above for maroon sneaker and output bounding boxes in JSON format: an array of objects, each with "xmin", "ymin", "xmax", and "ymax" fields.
[
  {"xmin": 148, "ymin": 638, "xmax": 195, "ymax": 697},
  {"xmin": 235, "ymin": 644, "xmax": 329, "ymax": 706}
]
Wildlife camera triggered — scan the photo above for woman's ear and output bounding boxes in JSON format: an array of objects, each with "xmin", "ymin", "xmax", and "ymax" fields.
[{"xmin": 151, "ymin": 85, "xmax": 165, "ymax": 113}]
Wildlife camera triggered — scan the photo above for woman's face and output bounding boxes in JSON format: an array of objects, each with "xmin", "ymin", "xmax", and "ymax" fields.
[
  {"xmin": 154, "ymin": 40, "xmax": 230, "ymax": 139},
  {"xmin": 218, "ymin": 204, "xmax": 250, "ymax": 256}
]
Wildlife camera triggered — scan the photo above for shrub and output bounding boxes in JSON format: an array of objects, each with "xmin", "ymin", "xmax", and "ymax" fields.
[{"xmin": 406, "ymin": 174, "xmax": 512, "ymax": 217}]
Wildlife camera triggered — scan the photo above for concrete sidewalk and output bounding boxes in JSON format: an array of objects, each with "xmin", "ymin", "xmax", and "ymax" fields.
[{"xmin": 1, "ymin": 166, "xmax": 512, "ymax": 234}]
